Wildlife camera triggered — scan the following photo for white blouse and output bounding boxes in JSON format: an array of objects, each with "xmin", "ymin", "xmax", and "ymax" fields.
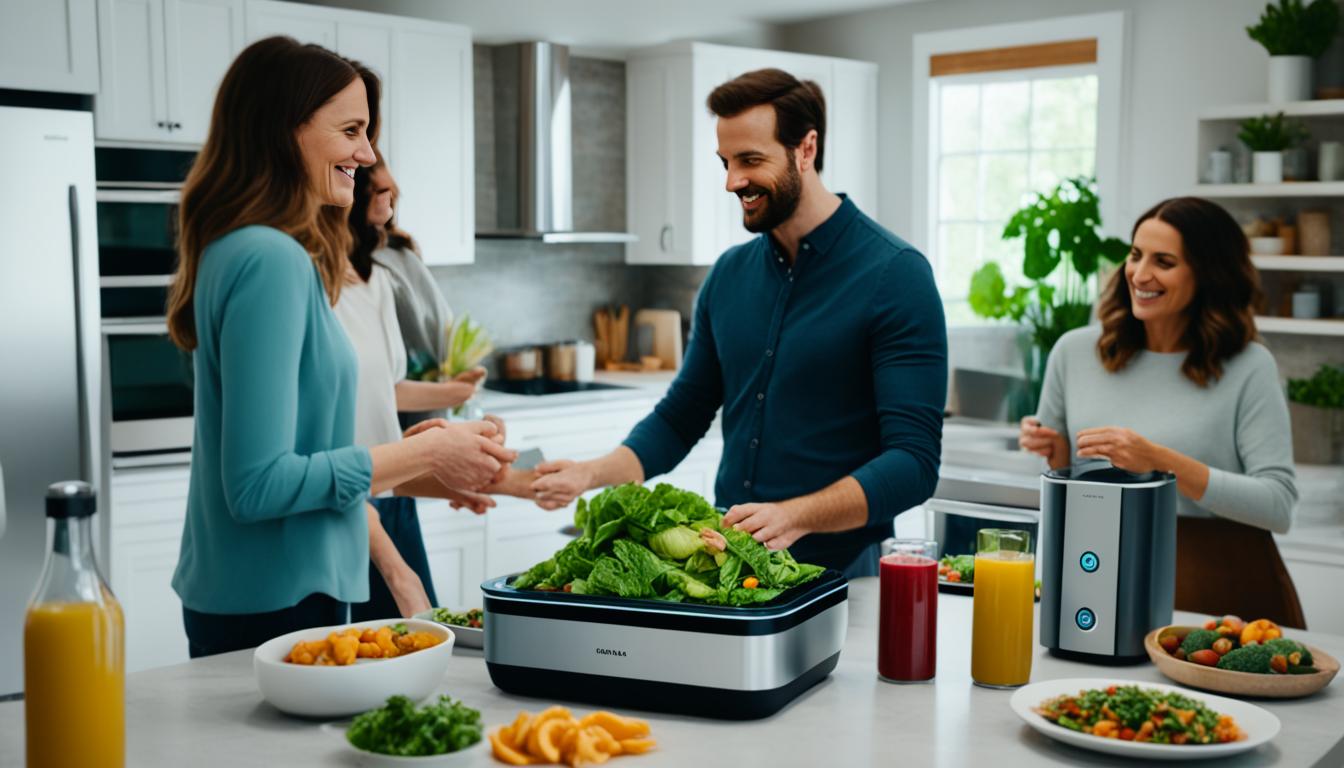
[{"xmin": 333, "ymin": 264, "xmax": 407, "ymax": 452}]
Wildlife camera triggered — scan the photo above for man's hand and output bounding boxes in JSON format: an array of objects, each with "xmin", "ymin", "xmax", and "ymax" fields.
[
  {"xmin": 531, "ymin": 460, "xmax": 596, "ymax": 510},
  {"xmin": 1075, "ymin": 426, "xmax": 1163, "ymax": 473},
  {"xmin": 722, "ymin": 501, "xmax": 808, "ymax": 551}
]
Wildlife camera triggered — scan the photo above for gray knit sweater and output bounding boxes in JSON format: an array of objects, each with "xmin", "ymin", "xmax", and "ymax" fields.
[{"xmin": 1035, "ymin": 325, "xmax": 1297, "ymax": 533}]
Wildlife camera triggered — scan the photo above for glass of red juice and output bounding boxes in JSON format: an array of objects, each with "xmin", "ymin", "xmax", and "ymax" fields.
[{"xmin": 878, "ymin": 538, "xmax": 939, "ymax": 683}]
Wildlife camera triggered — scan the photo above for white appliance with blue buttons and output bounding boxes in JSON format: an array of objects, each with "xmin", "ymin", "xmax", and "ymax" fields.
[{"xmin": 1039, "ymin": 462, "xmax": 1177, "ymax": 664}]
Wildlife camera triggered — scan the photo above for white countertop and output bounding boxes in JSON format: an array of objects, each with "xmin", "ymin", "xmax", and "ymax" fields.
[
  {"xmin": 476, "ymin": 371, "xmax": 676, "ymax": 417},
  {"xmin": 3, "ymin": 578, "xmax": 1340, "ymax": 767}
]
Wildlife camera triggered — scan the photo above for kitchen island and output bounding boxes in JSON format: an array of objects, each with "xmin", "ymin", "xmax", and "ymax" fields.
[{"xmin": 2, "ymin": 578, "xmax": 1342, "ymax": 767}]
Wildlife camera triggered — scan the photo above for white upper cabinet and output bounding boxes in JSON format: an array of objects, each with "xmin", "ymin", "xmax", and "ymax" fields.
[
  {"xmin": 95, "ymin": 0, "xmax": 244, "ymax": 144},
  {"xmin": 0, "ymin": 0, "xmax": 100, "ymax": 93},
  {"xmin": 162, "ymin": 0, "xmax": 245, "ymax": 144},
  {"xmin": 626, "ymin": 42, "xmax": 878, "ymax": 266},
  {"xmin": 246, "ymin": 1, "xmax": 474, "ymax": 265}
]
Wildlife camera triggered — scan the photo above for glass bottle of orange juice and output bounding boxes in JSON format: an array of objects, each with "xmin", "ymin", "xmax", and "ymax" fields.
[
  {"xmin": 24, "ymin": 481, "xmax": 124, "ymax": 768},
  {"xmin": 970, "ymin": 528, "xmax": 1034, "ymax": 688}
]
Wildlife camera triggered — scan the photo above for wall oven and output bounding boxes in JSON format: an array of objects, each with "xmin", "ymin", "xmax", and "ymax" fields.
[{"xmin": 96, "ymin": 148, "xmax": 195, "ymax": 466}]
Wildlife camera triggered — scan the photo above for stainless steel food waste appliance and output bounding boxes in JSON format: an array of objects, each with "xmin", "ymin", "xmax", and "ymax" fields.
[
  {"xmin": 1039, "ymin": 463, "xmax": 1177, "ymax": 664},
  {"xmin": 482, "ymin": 571, "xmax": 848, "ymax": 719}
]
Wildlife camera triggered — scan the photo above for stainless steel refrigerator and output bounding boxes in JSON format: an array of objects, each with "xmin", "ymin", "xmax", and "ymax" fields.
[{"xmin": 0, "ymin": 105, "xmax": 103, "ymax": 694}]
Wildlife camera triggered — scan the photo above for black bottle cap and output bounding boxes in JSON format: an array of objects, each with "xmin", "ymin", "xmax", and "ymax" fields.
[{"xmin": 46, "ymin": 481, "xmax": 97, "ymax": 519}]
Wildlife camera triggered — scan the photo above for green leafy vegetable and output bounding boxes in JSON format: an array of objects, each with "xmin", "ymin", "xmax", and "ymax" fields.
[
  {"xmin": 346, "ymin": 695, "xmax": 482, "ymax": 756},
  {"xmin": 428, "ymin": 607, "xmax": 483, "ymax": 629},
  {"xmin": 442, "ymin": 313, "xmax": 494, "ymax": 378},
  {"xmin": 391, "ymin": 623, "xmax": 407, "ymax": 635},
  {"xmin": 648, "ymin": 526, "xmax": 704, "ymax": 560},
  {"xmin": 510, "ymin": 483, "xmax": 825, "ymax": 606}
]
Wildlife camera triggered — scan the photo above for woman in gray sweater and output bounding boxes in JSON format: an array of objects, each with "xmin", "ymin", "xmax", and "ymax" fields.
[{"xmin": 1020, "ymin": 196, "xmax": 1304, "ymax": 627}]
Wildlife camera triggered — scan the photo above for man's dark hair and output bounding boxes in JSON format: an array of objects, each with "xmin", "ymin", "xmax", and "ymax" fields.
[{"xmin": 707, "ymin": 68, "xmax": 827, "ymax": 172}]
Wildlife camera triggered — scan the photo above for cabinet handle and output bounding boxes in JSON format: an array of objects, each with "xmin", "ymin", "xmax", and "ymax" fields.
[
  {"xmin": 156, "ymin": 121, "xmax": 168, "ymax": 129},
  {"xmin": 659, "ymin": 225, "xmax": 673, "ymax": 253},
  {"xmin": 171, "ymin": 122, "xmax": 182, "ymax": 130}
]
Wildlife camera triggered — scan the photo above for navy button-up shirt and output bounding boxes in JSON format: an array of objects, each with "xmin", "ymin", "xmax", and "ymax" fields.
[{"xmin": 623, "ymin": 197, "xmax": 947, "ymax": 574}]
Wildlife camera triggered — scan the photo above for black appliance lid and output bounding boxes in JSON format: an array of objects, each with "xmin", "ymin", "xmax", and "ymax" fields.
[{"xmin": 1044, "ymin": 459, "xmax": 1173, "ymax": 485}]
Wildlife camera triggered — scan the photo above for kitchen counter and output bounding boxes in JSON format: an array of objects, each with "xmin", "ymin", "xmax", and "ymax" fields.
[
  {"xmin": 475, "ymin": 371, "xmax": 675, "ymax": 417},
  {"xmin": 3, "ymin": 579, "xmax": 1342, "ymax": 766}
]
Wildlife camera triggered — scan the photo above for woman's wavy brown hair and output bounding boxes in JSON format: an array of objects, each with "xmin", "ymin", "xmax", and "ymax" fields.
[
  {"xmin": 348, "ymin": 149, "xmax": 419, "ymax": 282},
  {"xmin": 1096, "ymin": 197, "xmax": 1261, "ymax": 386},
  {"xmin": 167, "ymin": 36, "xmax": 380, "ymax": 350}
]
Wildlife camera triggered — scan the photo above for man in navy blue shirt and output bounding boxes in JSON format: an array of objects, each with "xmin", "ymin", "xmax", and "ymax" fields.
[{"xmin": 533, "ymin": 68, "xmax": 947, "ymax": 577}]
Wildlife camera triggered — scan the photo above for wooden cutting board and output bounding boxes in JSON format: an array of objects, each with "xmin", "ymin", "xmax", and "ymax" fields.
[{"xmin": 633, "ymin": 308, "xmax": 682, "ymax": 370}]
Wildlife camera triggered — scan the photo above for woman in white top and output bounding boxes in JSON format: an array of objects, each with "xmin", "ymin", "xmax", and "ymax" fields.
[
  {"xmin": 1020, "ymin": 196, "xmax": 1304, "ymax": 627},
  {"xmin": 339, "ymin": 151, "xmax": 534, "ymax": 618}
]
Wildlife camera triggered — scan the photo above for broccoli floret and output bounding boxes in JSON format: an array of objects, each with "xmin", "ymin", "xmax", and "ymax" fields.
[
  {"xmin": 1263, "ymin": 638, "xmax": 1313, "ymax": 666},
  {"xmin": 1216, "ymin": 643, "xmax": 1274, "ymax": 673},
  {"xmin": 1179, "ymin": 629, "xmax": 1220, "ymax": 655}
]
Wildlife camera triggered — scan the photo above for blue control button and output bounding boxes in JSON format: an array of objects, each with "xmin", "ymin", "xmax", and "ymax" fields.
[
  {"xmin": 1076, "ymin": 607, "xmax": 1097, "ymax": 631},
  {"xmin": 1080, "ymin": 551, "xmax": 1100, "ymax": 573}
]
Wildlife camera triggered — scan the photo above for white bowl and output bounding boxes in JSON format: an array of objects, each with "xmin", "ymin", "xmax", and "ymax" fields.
[
  {"xmin": 414, "ymin": 609, "xmax": 484, "ymax": 649},
  {"xmin": 1249, "ymin": 236, "xmax": 1286, "ymax": 255},
  {"xmin": 253, "ymin": 618, "xmax": 455, "ymax": 717}
]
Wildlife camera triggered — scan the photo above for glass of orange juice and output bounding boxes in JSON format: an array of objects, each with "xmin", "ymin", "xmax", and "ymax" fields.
[{"xmin": 970, "ymin": 528, "xmax": 1034, "ymax": 688}]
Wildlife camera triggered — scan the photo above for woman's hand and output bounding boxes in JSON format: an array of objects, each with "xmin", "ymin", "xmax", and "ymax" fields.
[
  {"xmin": 531, "ymin": 459, "xmax": 596, "ymax": 510},
  {"xmin": 1019, "ymin": 416, "xmax": 1070, "ymax": 469},
  {"xmin": 443, "ymin": 487, "xmax": 496, "ymax": 515},
  {"xmin": 385, "ymin": 565, "xmax": 431, "ymax": 618},
  {"xmin": 454, "ymin": 366, "xmax": 487, "ymax": 389},
  {"xmin": 1074, "ymin": 426, "xmax": 1163, "ymax": 473},
  {"xmin": 403, "ymin": 418, "xmax": 450, "ymax": 439},
  {"xmin": 414, "ymin": 420, "xmax": 517, "ymax": 490}
]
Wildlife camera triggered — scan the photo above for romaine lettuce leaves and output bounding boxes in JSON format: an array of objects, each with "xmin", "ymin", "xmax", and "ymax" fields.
[{"xmin": 510, "ymin": 483, "xmax": 826, "ymax": 605}]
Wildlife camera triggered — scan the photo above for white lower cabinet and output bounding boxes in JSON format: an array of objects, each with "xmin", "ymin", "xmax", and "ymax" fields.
[
  {"xmin": 109, "ymin": 464, "xmax": 191, "ymax": 673},
  {"xmin": 415, "ymin": 500, "xmax": 486, "ymax": 611},
  {"xmin": 1277, "ymin": 535, "xmax": 1344, "ymax": 635}
]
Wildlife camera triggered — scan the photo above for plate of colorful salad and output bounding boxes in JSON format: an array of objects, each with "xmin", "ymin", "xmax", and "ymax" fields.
[
  {"xmin": 1010, "ymin": 678, "xmax": 1279, "ymax": 760},
  {"xmin": 415, "ymin": 608, "xmax": 483, "ymax": 649}
]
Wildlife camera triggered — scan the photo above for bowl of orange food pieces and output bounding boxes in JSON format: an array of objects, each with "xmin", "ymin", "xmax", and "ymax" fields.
[{"xmin": 253, "ymin": 618, "xmax": 455, "ymax": 717}]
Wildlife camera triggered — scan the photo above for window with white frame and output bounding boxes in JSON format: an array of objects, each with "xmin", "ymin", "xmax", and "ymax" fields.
[
  {"xmin": 911, "ymin": 12, "xmax": 1126, "ymax": 326},
  {"xmin": 933, "ymin": 68, "xmax": 1099, "ymax": 323}
]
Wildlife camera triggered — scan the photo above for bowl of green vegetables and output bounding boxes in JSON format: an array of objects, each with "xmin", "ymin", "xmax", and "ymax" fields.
[
  {"xmin": 321, "ymin": 695, "xmax": 486, "ymax": 765},
  {"xmin": 416, "ymin": 608, "xmax": 483, "ymax": 649}
]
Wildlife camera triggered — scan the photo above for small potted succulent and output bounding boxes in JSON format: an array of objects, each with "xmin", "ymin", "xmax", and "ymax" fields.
[
  {"xmin": 1286, "ymin": 364, "xmax": 1344, "ymax": 464},
  {"xmin": 1238, "ymin": 112, "xmax": 1310, "ymax": 183},
  {"xmin": 1246, "ymin": 0, "xmax": 1341, "ymax": 102}
]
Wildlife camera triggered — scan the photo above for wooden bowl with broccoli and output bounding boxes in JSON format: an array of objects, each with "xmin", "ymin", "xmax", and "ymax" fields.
[{"xmin": 1145, "ymin": 619, "xmax": 1339, "ymax": 699}]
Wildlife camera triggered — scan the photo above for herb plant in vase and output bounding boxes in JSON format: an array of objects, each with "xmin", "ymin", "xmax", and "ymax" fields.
[
  {"xmin": 1286, "ymin": 364, "xmax": 1344, "ymax": 464},
  {"xmin": 1247, "ymin": 0, "xmax": 1341, "ymax": 103},
  {"xmin": 968, "ymin": 177, "xmax": 1128, "ymax": 416},
  {"xmin": 1238, "ymin": 112, "xmax": 1310, "ymax": 183}
]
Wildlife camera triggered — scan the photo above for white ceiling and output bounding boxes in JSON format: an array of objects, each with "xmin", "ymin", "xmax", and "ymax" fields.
[{"xmin": 306, "ymin": 0, "xmax": 932, "ymax": 57}]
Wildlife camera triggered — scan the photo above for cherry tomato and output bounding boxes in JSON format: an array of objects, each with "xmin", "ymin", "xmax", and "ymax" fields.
[{"xmin": 1189, "ymin": 649, "xmax": 1220, "ymax": 666}]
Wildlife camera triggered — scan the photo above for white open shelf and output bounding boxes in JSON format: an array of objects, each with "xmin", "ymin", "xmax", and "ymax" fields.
[
  {"xmin": 1257, "ymin": 316, "xmax": 1344, "ymax": 336},
  {"xmin": 1252, "ymin": 256, "xmax": 1344, "ymax": 272},
  {"xmin": 1199, "ymin": 99, "xmax": 1344, "ymax": 120},
  {"xmin": 1192, "ymin": 182, "xmax": 1344, "ymax": 198}
]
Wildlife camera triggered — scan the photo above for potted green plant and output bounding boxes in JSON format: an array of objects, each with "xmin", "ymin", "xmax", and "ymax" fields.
[
  {"xmin": 1247, "ymin": 0, "xmax": 1340, "ymax": 102},
  {"xmin": 1286, "ymin": 364, "xmax": 1344, "ymax": 464},
  {"xmin": 967, "ymin": 176, "xmax": 1128, "ymax": 414},
  {"xmin": 1238, "ymin": 112, "xmax": 1310, "ymax": 183}
]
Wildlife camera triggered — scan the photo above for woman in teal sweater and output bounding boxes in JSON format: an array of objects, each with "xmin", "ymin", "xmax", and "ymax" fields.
[{"xmin": 166, "ymin": 37, "xmax": 515, "ymax": 657}]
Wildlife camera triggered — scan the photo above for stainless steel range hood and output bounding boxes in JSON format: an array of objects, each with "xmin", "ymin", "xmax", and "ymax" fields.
[{"xmin": 477, "ymin": 42, "xmax": 636, "ymax": 244}]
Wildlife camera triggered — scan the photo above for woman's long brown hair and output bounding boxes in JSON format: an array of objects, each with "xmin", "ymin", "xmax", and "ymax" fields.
[
  {"xmin": 348, "ymin": 150, "xmax": 420, "ymax": 282},
  {"xmin": 167, "ymin": 36, "xmax": 380, "ymax": 350},
  {"xmin": 1096, "ymin": 197, "xmax": 1261, "ymax": 386}
]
